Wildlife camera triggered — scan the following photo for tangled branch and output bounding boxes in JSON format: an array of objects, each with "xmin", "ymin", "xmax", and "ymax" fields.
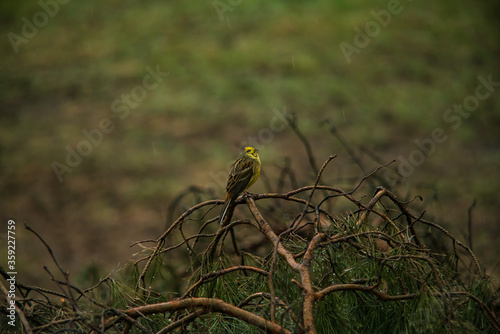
[
  {"xmin": 119, "ymin": 156, "xmax": 497, "ymax": 333},
  {"xmin": 2, "ymin": 155, "xmax": 497, "ymax": 333}
]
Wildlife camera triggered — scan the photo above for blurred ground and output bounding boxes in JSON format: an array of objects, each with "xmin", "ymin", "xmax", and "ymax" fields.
[{"xmin": 1, "ymin": 0, "xmax": 499, "ymax": 288}]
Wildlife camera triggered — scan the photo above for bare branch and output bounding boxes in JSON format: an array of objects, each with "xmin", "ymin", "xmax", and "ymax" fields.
[{"xmin": 115, "ymin": 298, "xmax": 291, "ymax": 334}]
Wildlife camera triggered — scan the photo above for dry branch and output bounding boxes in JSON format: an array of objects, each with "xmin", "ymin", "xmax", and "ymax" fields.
[
  {"xmin": 110, "ymin": 297, "xmax": 291, "ymax": 334},
  {"xmin": 4, "ymin": 154, "xmax": 497, "ymax": 334}
]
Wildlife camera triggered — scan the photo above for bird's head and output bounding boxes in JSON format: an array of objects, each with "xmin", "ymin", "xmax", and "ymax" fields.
[{"xmin": 242, "ymin": 146, "xmax": 259, "ymax": 160}]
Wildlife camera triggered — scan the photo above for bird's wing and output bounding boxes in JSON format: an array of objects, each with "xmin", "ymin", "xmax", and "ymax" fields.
[{"xmin": 226, "ymin": 160, "xmax": 254, "ymax": 198}]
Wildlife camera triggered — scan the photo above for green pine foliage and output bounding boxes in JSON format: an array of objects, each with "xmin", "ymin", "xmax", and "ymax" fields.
[{"xmin": 1, "ymin": 163, "xmax": 499, "ymax": 333}]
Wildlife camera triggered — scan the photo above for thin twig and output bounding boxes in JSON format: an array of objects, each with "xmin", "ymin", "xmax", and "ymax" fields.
[
  {"xmin": 290, "ymin": 155, "xmax": 336, "ymax": 231},
  {"xmin": 287, "ymin": 113, "xmax": 319, "ymax": 176},
  {"xmin": 467, "ymin": 199, "xmax": 476, "ymax": 251}
]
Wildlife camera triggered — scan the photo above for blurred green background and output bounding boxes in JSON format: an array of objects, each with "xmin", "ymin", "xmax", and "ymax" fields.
[{"xmin": 1, "ymin": 0, "xmax": 499, "ymax": 286}]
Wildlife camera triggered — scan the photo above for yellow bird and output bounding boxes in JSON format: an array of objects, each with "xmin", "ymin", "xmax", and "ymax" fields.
[{"xmin": 219, "ymin": 147, "xmax": 261, "ymax": 225}]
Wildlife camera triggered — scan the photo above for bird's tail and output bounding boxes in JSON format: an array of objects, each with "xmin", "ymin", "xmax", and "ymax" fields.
[{"xmin": 219, "ymin": 196, "xmax": 235, "ymax": 225}]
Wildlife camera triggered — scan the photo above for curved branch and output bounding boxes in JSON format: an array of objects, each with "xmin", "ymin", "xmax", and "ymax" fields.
[
  {"xmin": 157, "ymin": 309, "xmax": 207, "ymax": 334},
  {"xmin": 291, "ymin": 155, "xmax": 336, "ymax": 230},
  {"xmin": 316, "ymin": 283, "xmax": 418, "ymax": 301},
  {"xmin": 114, "ymin": 297, "xmax": 291, "ymax": 334},
  {"xmin": 314, "ymin": 285, "xmax": 499, "ymax": 331},
  {"xmin": 137, "ymin": 199, "xmax": 221, "ymax": 289}
]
